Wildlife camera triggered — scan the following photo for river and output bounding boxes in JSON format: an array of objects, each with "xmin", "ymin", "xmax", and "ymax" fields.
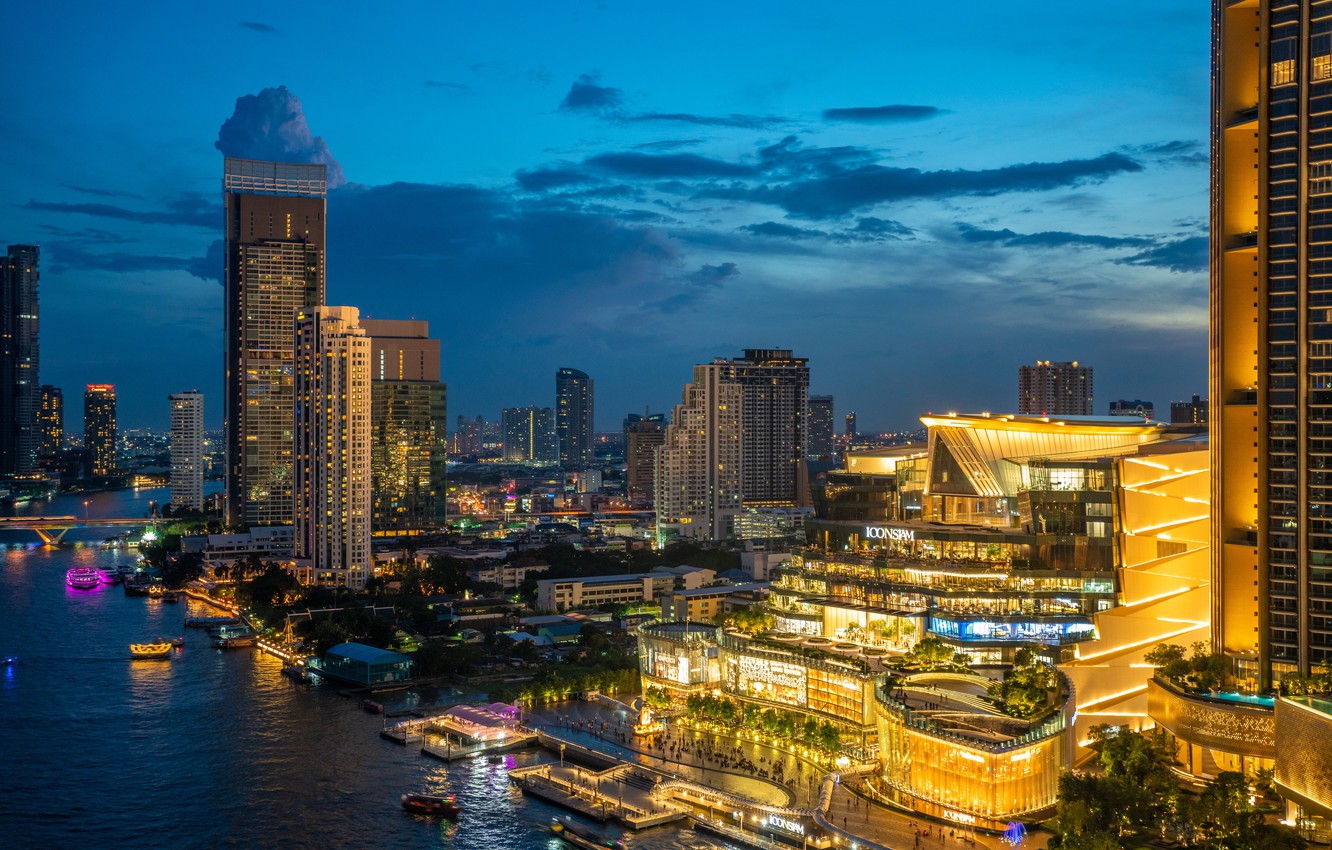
[{"xmin": 0, "ymin": 486, "xmax": 730, "ymax": 849}]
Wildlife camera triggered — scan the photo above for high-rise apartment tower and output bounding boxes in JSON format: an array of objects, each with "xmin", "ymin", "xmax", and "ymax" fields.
[
  {"xmin": 36, "ymin": 384, "xmax": 61, "ymax": 457},
  {"xmin": 293, "ymin": 307, "xmax": 370, "ymax": 588},
  {"xmin": 625, "ymin": 412, "xmax": 667, "ymax": 504},
  {"xmin": 809, "ymin": 395, "xmax": 835, "ymax": 461},
  {"xmin": 1, "ymin": 245, "xmax": 39, "ymax": 475},
  {"xmin": 502, "ymin": 406, "xmax": 557, "ymax": 465},
  {"xmin": 223, "ymin": 158, "xmax": 327, "ymax": 528},
  {"xmin": 1018, "ymin": 360, "xmax": 1093, "ymax": 416},
  {"xmin": 83, "ymin": 384, "xmax": 116, "ymax": 477},
  {"xmin": 169, "ymin": 391, "xmax": 204, "ymax": 510},
  {"xmin": 656, "ymin": 365, "xmax": 743, "ymax": 542},
  {"xmin": 360, "ymin": 319, "xmax": 447, "ymax": 536},
  {"xmin": 556, "ymin": 367, "xmax": 594, "ymax": 469}
]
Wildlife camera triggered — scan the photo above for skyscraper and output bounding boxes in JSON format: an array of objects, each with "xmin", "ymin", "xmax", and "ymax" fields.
[
  {"xmin": 502, "ymin": 406, "xmax": 557, "ymax": 465},
  {"xmin": 451, "ymin": 415, "xmax": 484, "ymax": 457},
  {"xmin": 169, "ymin": 391, "xmax": 204, "ymax": 510},
  {"xmin": 719, "ymin": 349, "xmax": 811, "ymax": 507},
  {"xmin": 360, "ymin": 319, "xmax": 447, "ymax": 536},
  {"xmin": 1213, "ymin": 3, "xmax": 1327, "ymax": 686},
  {"xmin": 293, "ymin": 307, "xmax": 370, "ymax": 588},
  {"xmin": 624, "ymin": 412, "xmax": 667, "ymax": 504},
  {"xmin": 0, "ymin": 245, "xmax": 39, "ymax": 475},
  {"xmin": 1018, "ymin": 360, "xmax": 1093, "ymax": 416},
  {"xmin": 556, "ymin": 367, "xmax": 594, "ymax": 469},
  {"xmin": 223, "ymin": 158, "xmax": 327, "ymax": 528},
  {"xmin": 83, "ymin": 384, "xmax": 116, "ymax": 477},
  {"xmin": 845, "ymin": 412, "xmax": 857, "ymax": 442},
  {"xmin": 809, "ymin": 395, "xmax": 835, "ymax": 461},
  {"xmin": 656, "ymin": 365, "xmax": 743, "ymax": 542},
  {"xmin": 36, "ymin": 384, "xmax": 61, "ymax": 457}
]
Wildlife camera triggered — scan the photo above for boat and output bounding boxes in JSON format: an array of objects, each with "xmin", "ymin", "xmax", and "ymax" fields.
[
  {"xmin": 157, "ymin": 636, "xmax": 185, "ymax": 647},
  {"xmin": 213, "ymin": 635, "xmax": 256, "ymax": 649},
  {"xmin": 3, "ymin": 656, "xmax": 16, "ymax": 667},
  {"xmin": 161, "ymin": 591, "xmax": 179, "ymax": 603},
  {"xmin": 362, "ymin": 699, "xmax": 384, "ymax": 714},
  {"xmin": 400, "ymin": 793, "xmax": 460, "ymax": 818},
  {"xmin": 281, "ymin": 661, "xmax": 318, "ymax": 683},
  {"xmin": 66, "ymin": 568, "xmax": 102, "ymax": 589},
  {"xmin": 550, "ymin": 816, "xmax": 625, "ymax": 850},
  {"xmin": 99, "ymin": 569, "xmax": 121, "ymax": 585},
  {"xmin": 147, "ymin": 584, "xmax": 166, "ymax": 599},
  {"xmin": 187, "ymin": 616, "xmax": 240, "ymax": 629},
  {"xmin": 130, "ymin": 642, "xmax": 173, "ymax": 660},
  {"xmin": 123, "ymin": 580, "xmax": 150, "ymax": 597}
]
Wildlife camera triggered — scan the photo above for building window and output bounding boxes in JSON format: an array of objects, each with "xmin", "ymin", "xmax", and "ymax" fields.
[
  {"xmin": 1273, "ymin": 38, "xmax": 1298, "ymax": 86},
  {"xmin": 1316, "ymin": 35, "xmax": 1332, "ymax": 81},
  {"xmin": 1314, "ymin": 162, "xmax": 1332, "ymax": 196}
]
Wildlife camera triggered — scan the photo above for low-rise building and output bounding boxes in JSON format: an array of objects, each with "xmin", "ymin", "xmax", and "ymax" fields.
[
  {"xmin": 196, "ymin": 527, "xmax": 294, "ymax": 571},
  {"xmin": 316, "ymin": 642, "xmax": 412, "ymax": 686},
  {"xmin": 659, "ymin": 582, "xmax": 767, "ymax": 621},
  {"xmin": 536, "ymin": 565, "xmax": 716, "ymax": 612},
  {"xmin": 471, "ymin": 556, "xmax": 550, "ymax": 590}
]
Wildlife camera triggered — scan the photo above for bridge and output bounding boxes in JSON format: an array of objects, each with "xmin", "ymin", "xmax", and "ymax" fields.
[{"xmin": 0, "ymin": 515, "xmax": 154, "ymax": 545}]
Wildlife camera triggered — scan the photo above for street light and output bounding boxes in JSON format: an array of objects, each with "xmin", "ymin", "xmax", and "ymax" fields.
[{"xmin": 83, "ymin": 500, "xmax": 89, "ymax": 520}]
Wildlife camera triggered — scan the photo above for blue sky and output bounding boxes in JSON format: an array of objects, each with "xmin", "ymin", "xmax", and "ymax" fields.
[{"xmin": 1, "ymin": 1, "xmax": 1209, "ymax": 431}]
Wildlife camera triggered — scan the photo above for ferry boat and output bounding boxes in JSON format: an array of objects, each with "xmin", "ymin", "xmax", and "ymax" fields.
[
  {"xmin": 400, "ymin": 793, "xmax": 460, "ymax": 818},
  {"xmin": 549, "ymin": 817, "xmax": 625, "ymax": 850},
  {"xmin": 123, "ymin": 580, "xmax": 150, "ymax": 597},
  {"xmin": 99, "ymin": 569, "xmax": 121, "ymax": 585},
  {"xmin": 129, "ymin": 642, "xmax": 173, "ymax": 660},
  {"xmin": 66, "ymin": 568, "xmax": 102, "ymax": 590},
  {"xmin": 161, "ymin": 591, "xmax": 180, "ymax": 603},
  {"xmin": 157, "ymin": 636, "xmax": 185, "ymax": 647}
]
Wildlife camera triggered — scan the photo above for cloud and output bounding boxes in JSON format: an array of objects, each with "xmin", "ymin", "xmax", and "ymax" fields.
[
  {"xmin": 709, "ymin": 152, "xmax": 1143, "ymax": 218},
  {"xmin": 1116, "ymin": 235, "xmax": 1208, "ymax": 273},
  {"xmin": 59, "ymin": 184, "xmax": 142, "ymax": 199},
  {"xmin": 1122, "ymin": 139, "xmax": 1206, "ymax": 167},
  {"xmin": 624, "ymin": 112, "xmax": 786, "ymax": 129},
  {"xmin": 649, "ymin": 262, "xmax": 740, "ymax": 313},
  {"xmin": 514, "ymin": 165, "xmax": 596, "ymax": 192},
  {"xmin": 43, "ymin": 239, "xmax": 220, "ymax": 280},
  {"xmin": 425, "ymin": 80, "xmax": 471, "ymax": 92},
  {"xmin": 559, "ymin": 73, "xmax": 623, "ymax": 113},
  {"xmin": 26, "ymin": 192, "xmax": 220, "ymax": 229},
  {"xmin": 741, "ymin": 221, "xmax": 827, "ymax": 240},
  {"xmin": 585, "ymin": 152, "xmax": 757, "ymax": 179},
  {"xmin": 823, "ymin": 105, "xmax": 943, "ymax": 123},
  {"xmin": 187, "ymin": 239, "xmax": 225, "ymax": 283},
  {"xmin": 632, "ymin": 139, "xmax": 703, "ymax": 151},
  {"xmin": 215, "ymin": 86, "xmax": 346, "ymax": 187},
  {"xmin": 240, "ymin": 21, "xmax": 280, "ymax": 35},
  {"xmin": 848, "ymin": 217, "xmax": 913, "ymax": 240},
  {"xmin": 956, "ymin": 223, "xmax": 1152, "ymax": 249}
]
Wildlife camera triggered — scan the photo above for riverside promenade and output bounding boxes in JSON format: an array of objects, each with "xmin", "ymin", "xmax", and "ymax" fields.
[{"xmin": 524, "ymin": 700, "xmax": 1049, "ymax": 850}]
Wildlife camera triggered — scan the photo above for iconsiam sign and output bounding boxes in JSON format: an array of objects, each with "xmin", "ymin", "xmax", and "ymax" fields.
[{"xmin": 864, "ymin": 525, "xmax": 915, "ymax": 543}]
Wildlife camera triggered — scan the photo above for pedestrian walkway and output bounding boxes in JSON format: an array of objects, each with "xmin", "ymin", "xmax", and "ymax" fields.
[{"xmin": 824, "ymin": 783, "xmax": 1049, "ymax": 850}]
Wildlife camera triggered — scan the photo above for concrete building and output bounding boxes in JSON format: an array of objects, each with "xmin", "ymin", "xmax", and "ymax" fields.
[
  {"xmin": 293, "ymin": 307, "xmax": 370, "ymax": 589},
  {"xmin": 193, "ymin": 526, "xmax": 295, "ymax": 571},
  {"xmin": 1170, "ymin": 394, "xmax": 1208, "ymax": 426},
  {"xmin": 556, "ymin": 367, "xmax": 594, "ymax": 469},
  {"xmin": 502, "ymin": 406, "xmax": 557, "ymax": 465},
  {"xmin": 36, "ymin": 384, "xmax": 61, "ymax": 458},
  {"xmin": 536, "ymin": 565, "xmax": 716, "ymax": 612},
  {"xmin": 655, "ymin": 364, "xmax": 743, "ymax": 542},
  {"xmin": 0, "ymin": 245, "xmax": 39, "ymax": 475},
  {"xmin": 1017, "ymin": 360, "xmax": 1093, "ymax": 416},
  {"xmin": 809, "ymin": 395, "xmax": 835, "ymax": 461},
  {"xmin": 169, "ymin": 390, "xmax": 204, "ymax": 510},
  {"xmin": 82, "ymin": 384, "xmax": 116, "ymax": 476},
  {"xmin": 360, "ymin": 319, "xmax": 447, "ymax": 536},
  {"xmin": 223, "ymin": 158, "xmax": 326, "ymax": 528},
  {"xmin": 659, "ymin": 583, "xmax": 766, "ymax": 621},
  {"xmin": 624, "ymin": 412, "xmax": 666, "ymax": 504},
  {"xmin": 1107, "ymin": 399, "xmax": 1155, "ymax": 419}
]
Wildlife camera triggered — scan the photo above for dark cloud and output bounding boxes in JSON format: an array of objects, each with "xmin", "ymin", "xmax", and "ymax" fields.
[
  {"xmin": 624, "ymin": 112, "xmax": 785, "ymax": 129},
  {"xmin": 1123, "ymin": 139, "xmax": 1206, "ymax": 167},
  {"xmin": 585, "ymin": 152, "xmax": 756, "ymax": 179},
  {"xmin": 215, "ymin": 86, "xmax": 346, "ymax": 187},
  {"xmin": 956, "ymin": 223, "xmax": 1152, "ymax": 249},
  {"xmin": 425, "ymin": 80, "xmax": 471, "ymax": 92},
  {"xmin": 823, "ymin": 105, "xmax": 943, "ymax": 123},
  {"xmin": 187, "ymin": 239, "xmax": 225, "ymax": 283},
  {"xmin": 741, "ymin": 221, "xmax": 827, "ymax": 240},
  {"xmin": 514, "ymin": 165, "xmax": 595, "ymax": 192},
  {"xmin": 26, "ymin": 192, "xmax": 220, "ymax": 229},
  {"xmin": 849, "ymin": 217, "xmax": 913, "ymax": 240},
  {"xmin": 650, "ymin": 262, "xmax": 739, "ymax": 313},
  {"xmin": 632, "ymin": 139, "xmax": 704, "ymax": 151},
  {"xmin": 37, "ymin": 224, "xmax": 128, "ymax": 244},
  {"xmin": 240, "ymin": 21, "xmax": 280, "ymax": 34},
  {"xmin": 1116, "ymin": 235, "xmax": 1208, "ymax": 273},
  {"xmin": 709, "ymin": 152, "xmax": 1143, "ymax": 218},
  {"xmin": 559, "ymin": 73, "xmax": 623, "ymax": 113},
  {"xmin": 59, "ymin": 184, "xmax": 142, "ymax": 199}
]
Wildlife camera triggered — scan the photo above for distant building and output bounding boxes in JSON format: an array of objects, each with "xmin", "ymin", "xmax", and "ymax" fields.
[
  {"xmin": 1170, "ymin": 394, "xmax": 1208, "ymax": 426},
  {"xmin": 36, "ymin": 384, "xmax": 62, "ymax": 457},
  {"xmin": 536, "ymin": 565, "xmax": 716, "ymax": 612},
  {"xmin": 360, "ymin": 319, "xmax": 448, "ymax": 536},
  {"xmin": 555, "ymin": 367, "xmax": 594, "ymax": 469},
  {"xmin": 83, "ymin": 384, "xmax": 116, "ymax": 477},
  {"xmin": 845, "ymin": 411, "xmax": 857, "ymax": 441},
  {"xmin": 1108, "ymin": 399, "xmax": 1155, "ymax": 419},
  {"xmin": 1, "ymin": 245, "xmax": 40, "ymax": 475},
  {"xmin": 451, "ymin": 415, "xmax": 484, "ymax": 457},
  {"xmin": 223, "ymin": 158, "xmax": 327, "ymax": 528},
  {"xmin": 293, "ymin": 307, "xmax": 371, "ymax": 589},
  {"xmin": 1018, "ymin": 360, "xmax": 1093, "ymax": 416},
  {"xmin": 809, "ymin": 395, "xmax": 834, "ymax": 460},
  {"xmin": 169, "ymin": 391, "xmax": 204, "ymax": 510},
  {"xmin": 624, "ymin": 412, "xmax": 667, "ymax": 504},
  {"xmin": 502, "ymin": 406, "xmax": 557, "ymax": 465},
  {"xmin": 656, "ymin": 363, "xmax": 744, "ymax": 542},
  {"xmin": 659, "ymin": 583, "xmax": 767, "ymax": 621}
]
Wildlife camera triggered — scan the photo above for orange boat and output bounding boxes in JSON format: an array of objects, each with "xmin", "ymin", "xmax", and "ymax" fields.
[
  {"xmin": 130, "ymin": 642, "xmax": 173, "ymax": 660},
  {"xmin": 401, "ymin": 793, "xmax": 460, "ymax": 818}
]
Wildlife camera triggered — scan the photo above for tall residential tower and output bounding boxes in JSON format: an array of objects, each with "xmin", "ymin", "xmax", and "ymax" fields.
[
  {"xmin": 293, "ymin": 307, "xmax": 370, "ymax": 588},
  {"xmin": 83, "ymin": 384, "xmax": 116, "ymax": 477},
  {"xmin": 169, "ymin": 391, "xmax": 204, "ymax": 511},
  {"xmin": 1, "ymin": 245, "xmax": 39, "ymax": 475},
  {"xmin": 1018, "ymin": 360, "xmax": 1093, "ymax": 416},
  {"xmin": 556, "ymin": 367, "xmax": 594, "ymax": 469},
  {"xmin": 223, "ymin": 158, "xmax": 327, "ymax": 528}
]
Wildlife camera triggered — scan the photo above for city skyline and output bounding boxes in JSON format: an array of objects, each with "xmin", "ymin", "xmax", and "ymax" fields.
[{"xmin": 0, "ymin": 2, "xmax": 1208, "ymax": 432}]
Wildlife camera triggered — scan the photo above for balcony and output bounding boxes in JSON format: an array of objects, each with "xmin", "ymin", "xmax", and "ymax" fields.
[{"xmin": 1226, "ymin": 231, "xmax": 1258, "ymax": 252}]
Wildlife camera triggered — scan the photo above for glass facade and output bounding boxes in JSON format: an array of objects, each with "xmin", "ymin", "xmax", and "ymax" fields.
[{"xmin": 370, "ymin": 381, "xmax": 447, "ymax": 534}]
